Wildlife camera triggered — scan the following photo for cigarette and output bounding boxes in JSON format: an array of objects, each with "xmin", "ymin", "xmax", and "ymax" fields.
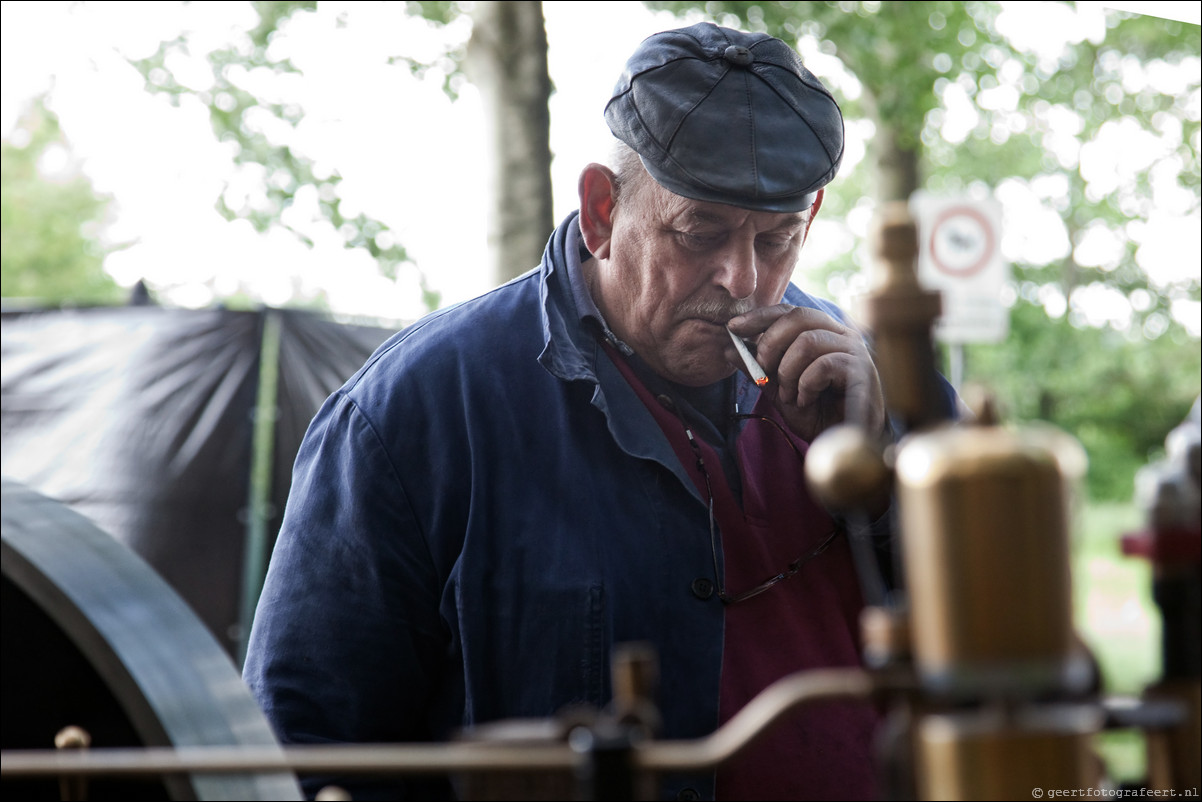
[{"xmin": 728, "ymin": 328, "xmax": 769, "ymax": 387}]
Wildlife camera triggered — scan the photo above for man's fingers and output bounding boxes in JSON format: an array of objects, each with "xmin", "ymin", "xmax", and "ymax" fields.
[
  {"xmin": 730, "ymin": 306, "xmax": 853, "ymax": 377},
  {"xmin": 727, "ymin": 304, "xmax": 884, "ymax": 440},
  {"xmin": 728, "ymin": 305, "xmax": 847, "ymax": 341},
  {"xmin": 726, "ymin": 304, "xmax": 793, "ymax": 336},
  {"xmin": 775, "ymin": 329, "xmax": 852, "ymax": 391},
  {"xmin": 792, "ymin": 352, "xmax": 857, "ymax": 407}
]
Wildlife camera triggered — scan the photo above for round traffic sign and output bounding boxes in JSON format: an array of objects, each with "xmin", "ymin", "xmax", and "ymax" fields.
[{"xmin": 928, "ymin": 205, "xmax": 996, "ymax": 277}]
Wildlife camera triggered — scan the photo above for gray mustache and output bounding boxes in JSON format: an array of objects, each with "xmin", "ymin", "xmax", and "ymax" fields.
[{"xmin": 674, "ymin": 296, "xmax": 755, "ymax": 323}]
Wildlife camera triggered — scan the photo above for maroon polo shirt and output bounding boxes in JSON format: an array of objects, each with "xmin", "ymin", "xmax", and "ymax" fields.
[{"xmin": 608, "ymin": 346, "xmax": 879, "ymax": 800}]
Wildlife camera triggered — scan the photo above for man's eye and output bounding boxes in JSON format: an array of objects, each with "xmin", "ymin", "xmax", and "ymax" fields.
[
  {"xmin": 757, "ymin": 236, "xmax": 793, "ymax": 252},
  {"xmin": 676, "ymin": 231, "xmax": 721, "ymax": 250}
]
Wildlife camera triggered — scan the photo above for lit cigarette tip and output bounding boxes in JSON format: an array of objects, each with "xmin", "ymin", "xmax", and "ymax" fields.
[{"xmin": 727, "ymin": 328, "xmax": 769, "ymax": 387}]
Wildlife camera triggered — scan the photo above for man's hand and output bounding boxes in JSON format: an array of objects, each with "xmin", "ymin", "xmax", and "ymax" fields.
[{"xmin": 727, "ymin": 305, "xmax": 886, "ymax": 442}]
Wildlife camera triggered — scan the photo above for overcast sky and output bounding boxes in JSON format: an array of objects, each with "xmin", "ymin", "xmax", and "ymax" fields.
[{"xmin": 1, "ymin": 1, "xmax": 1198, "ymax": 330}]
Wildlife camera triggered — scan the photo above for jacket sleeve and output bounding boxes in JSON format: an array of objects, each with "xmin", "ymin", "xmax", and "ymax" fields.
[{"xmin": 243, "ymin": 390, "xmax": 453, "ymax": 801}]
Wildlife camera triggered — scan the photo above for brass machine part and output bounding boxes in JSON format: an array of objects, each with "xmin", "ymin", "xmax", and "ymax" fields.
[
  {"xmin": 894, "ymin": 420, "xmax": 1089, "ymax": 697},
  {"xmin": 805, "ymin": 423, "xmax": 893, "ymax": 517},
  {"xmin": 611, "ymin": 643, "xmax": 658, "ymax": 716},
  {"xmin": 610, "ymin": 641, "xmax": 662, "ymax": 735},
  {"xmin": 861, "ymin": 198, "xmax": 1091, "ymax": 686},
  {"xmin": 3, "ymin": 669, "xmax": 878, "ymax": 797},
  {"xmin": 861, "ymin": 604, "xmax": 912, "ymax": 669},
  {"xmin": 859, "ymin": 201, "xmax": 946, "ymax": 432},
  {"xmin": 916, "ymin": 705, "xmax": 1101, "ymax": 801},
  {"xmin": 1128, "ymin": 406, "xmax": 1202, "ymax": 792},
  {"xmin": 851, "ymin": 201, "xmax": 1102, "ymax": 798},
  {"xmin": 1144, "ymin": 679, "xmax": 1202, "ymax": 792},
  {"xmin": 55, "ymin": 725, "xmax": 92, "ymax": 802}
]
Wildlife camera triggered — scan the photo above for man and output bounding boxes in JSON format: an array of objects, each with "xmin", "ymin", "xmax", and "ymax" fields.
[{"xmin": 244, "ymin": 22, "xmax": 957, "ymax": 801}]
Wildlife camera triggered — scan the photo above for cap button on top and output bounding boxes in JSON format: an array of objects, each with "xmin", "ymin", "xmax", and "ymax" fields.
[{"xmin": 723, "ymin": 45, "xmax": 753, "ymax": 66}]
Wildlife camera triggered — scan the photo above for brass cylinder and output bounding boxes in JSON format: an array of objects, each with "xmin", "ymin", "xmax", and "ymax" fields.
[
  {"xmin": 1145, "ymin": 679, "xmax": 1202, "ymax": 792},
  {"xmin": 917, "ymin": 705, "xmax": 1100, "ymax": 800},
  {"xmin": 895, "ymin": 422, "xmax": 1089, "ymax": 697}
]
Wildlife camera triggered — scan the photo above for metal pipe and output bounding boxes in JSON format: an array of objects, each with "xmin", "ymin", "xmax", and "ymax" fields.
[
  {"xmin": 637, "ymin": 669, "xmax": 876, "ymax": 771},
  {"xmin": 0, "ymin": 742, "xmax": 578, "ymax": 778},
  {"xmin": 1, "ymin": 669, "xmax": 876, "ymax": 779}
]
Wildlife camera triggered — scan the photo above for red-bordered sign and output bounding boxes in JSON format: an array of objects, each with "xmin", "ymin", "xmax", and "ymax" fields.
[{"xmin": 928, "ymin": 205, "xmax": 996, "ymax": 278}]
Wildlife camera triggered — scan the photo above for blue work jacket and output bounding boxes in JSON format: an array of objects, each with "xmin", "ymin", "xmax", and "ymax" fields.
[{"xmin": 243, "ymin": 213, "xmax": 930, "ymax": 800}]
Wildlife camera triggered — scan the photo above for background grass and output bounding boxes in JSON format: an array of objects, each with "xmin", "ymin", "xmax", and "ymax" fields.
[{"xmin": 1072, "ymin": 500, "xmax": 1162, "ymax": 784}]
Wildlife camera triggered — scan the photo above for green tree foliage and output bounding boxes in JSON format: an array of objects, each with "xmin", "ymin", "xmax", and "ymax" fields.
[
  {"xmin": 1, "ymin": 100, "xmax": 124, "ymax": 305},
  {"xmin": 132, "ymin": 0, "xmax": 449, "ymax": 311},
  {"xmin": 647, "ymin": 2, "xmax": 1009, "ymax": 208},
  {"xmin": 649, "ymin": 1, "xmax": 1201, "ymax": 500},
  {"xmin": 962, "ymin": 304, "xmax": 1200, "ymax": 500},
  {"xmin": 133, "ymin": 0, "xmax": 551, "ymax": 297}
]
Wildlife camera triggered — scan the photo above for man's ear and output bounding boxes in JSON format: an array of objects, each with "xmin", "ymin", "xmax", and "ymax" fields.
[
  {"xmin": 578, "ymin": 163, "xmax": 617, "ymax": 260},
  {"xmin": 801, "ymin": 188, "xmax": 824, "ymax": 245}
]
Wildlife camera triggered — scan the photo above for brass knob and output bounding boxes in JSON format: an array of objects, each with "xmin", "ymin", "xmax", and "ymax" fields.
[{"xmin": 805, "ymin": 423, "xmax": 892, "ymax": 516}]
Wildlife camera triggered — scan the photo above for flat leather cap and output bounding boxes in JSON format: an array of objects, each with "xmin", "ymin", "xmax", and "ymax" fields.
[{"xmin": 605, "ymin": 22, "xmax": 844, "ymax": 212}]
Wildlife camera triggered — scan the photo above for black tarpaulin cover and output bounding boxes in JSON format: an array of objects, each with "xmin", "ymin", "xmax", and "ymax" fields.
[{"xmin": 1, "ymin": 305, "xmax": 396, "ymax": 658}]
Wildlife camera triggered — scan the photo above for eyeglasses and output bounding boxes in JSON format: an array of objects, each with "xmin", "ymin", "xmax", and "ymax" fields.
[{"xmin": 688, "ymin": 413, "xmax": 844, "ymax": 605}]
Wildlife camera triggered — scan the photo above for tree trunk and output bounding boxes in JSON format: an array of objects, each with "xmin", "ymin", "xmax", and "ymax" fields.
[
  {"xmin": 466, "ymin": 1, "xmax": 554, "ymax": 286},
  {"xmin": 872, "ymin": 121, "xmax": 921, "ymax": 204}
]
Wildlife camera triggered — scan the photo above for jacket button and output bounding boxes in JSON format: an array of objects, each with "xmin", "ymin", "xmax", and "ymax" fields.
[
  {"xmin": 676, "ymin": 788, "xmax": 701, "ymax": 801},
  {"xmin": 690, "ymin": 578, "xmax": 714, "ymax": 600}
]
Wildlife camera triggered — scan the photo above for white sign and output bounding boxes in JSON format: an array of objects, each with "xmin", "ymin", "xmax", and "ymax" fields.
[{"xmin": 913, "ymin": 193, "xmax": 1009, "ymax": 343}]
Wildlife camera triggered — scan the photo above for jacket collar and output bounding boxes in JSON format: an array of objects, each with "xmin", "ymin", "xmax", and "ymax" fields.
[
  {"xmin": 536, "ymin": 212, "xmax": 704, "ymax": 496},
  {"xmin": 536, "ymin": 211, "xmax": 600, "ymax": 383}
]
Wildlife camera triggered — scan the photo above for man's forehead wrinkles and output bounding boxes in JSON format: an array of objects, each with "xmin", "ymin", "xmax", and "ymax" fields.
[
  {"xmin": 686, "ymin": 207, "xmax": 739, "ymax": 226},
  {"xmin": 769, "ymin": 212, "xmax": 808, "ymax": 231},
  {"xmin": 672, "ymin": 203, "xmax": 807, "ymax": 232}
]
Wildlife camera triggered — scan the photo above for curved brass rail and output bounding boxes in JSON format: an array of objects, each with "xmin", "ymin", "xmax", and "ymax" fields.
[{"xmin": 1, "ymin": 669, "xmax": 876, "ymax": 778}]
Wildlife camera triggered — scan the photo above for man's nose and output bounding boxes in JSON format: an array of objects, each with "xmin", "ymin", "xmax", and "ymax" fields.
[{"xmin": 713, "ymin": 240, "xmax": 758, "ymax": 300}]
